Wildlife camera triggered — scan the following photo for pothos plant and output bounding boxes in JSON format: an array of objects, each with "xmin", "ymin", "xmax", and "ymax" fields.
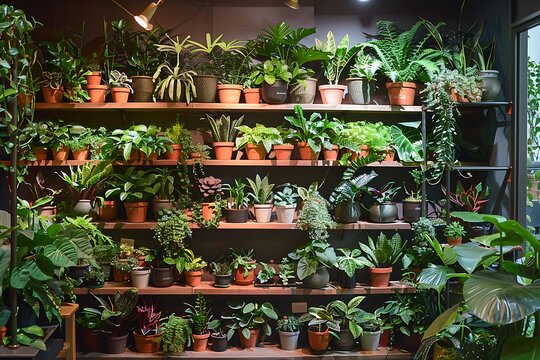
[{"xmin": 288, "ymin": 239, "xmax": 337, "ymax": 280}]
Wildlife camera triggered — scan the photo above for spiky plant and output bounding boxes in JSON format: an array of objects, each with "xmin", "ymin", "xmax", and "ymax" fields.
[
  {"xmin": 204, "ymin": 114, "xmax": 244, "ymax": 142},
  {"xmin": 136, "ymin": 302, "xmax": 162, "ymax": 335},
  {"xmin": 246, "ymin": 174, "xmax": 274, "ymax": 204},
  {"xmin": 58, "ymin": 161, "xmax": 113, "ymax": 201},
  {"xmin": 358, "ymin": 232, "xmax": 406, "ymax": 268},
  {"xmin": 184, "ymin": 293, "xmax": 220, "ymax": 335}
]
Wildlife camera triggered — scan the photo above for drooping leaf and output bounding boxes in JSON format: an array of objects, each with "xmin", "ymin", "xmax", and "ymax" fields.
[{"xmin": 422, "ymin": 303, "xmax": 460, "ymax": 341}]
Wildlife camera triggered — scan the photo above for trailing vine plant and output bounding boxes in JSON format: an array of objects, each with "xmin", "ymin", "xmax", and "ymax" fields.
[{"xmin": 191, "ymin": 201, "xmax": 224, "ymax": 230}]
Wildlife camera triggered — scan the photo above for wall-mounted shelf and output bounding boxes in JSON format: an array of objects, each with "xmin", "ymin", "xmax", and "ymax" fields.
[
  {"xmin": 72, "ymin": 281, "xmax": 415, "ymax": 296},
  {"xmin": 93, "ymin": 220, "xmax": 411, "ymax": 231},
  {"xmin": 34, "ymin": 102, "xmax": 424, "ymax": 114}
]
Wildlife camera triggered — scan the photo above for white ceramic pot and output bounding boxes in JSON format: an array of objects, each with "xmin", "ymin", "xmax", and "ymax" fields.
[
  {"xmin": 131, "ymin": 267, "xmax": 151, "ymax": 288},
  {"xmin": 253, "ymin": 204, "xmax": 273, "ymax": 223},
  {"xmin": 275, "ymin": 205, "xmax": 295, "ymax": 223}
]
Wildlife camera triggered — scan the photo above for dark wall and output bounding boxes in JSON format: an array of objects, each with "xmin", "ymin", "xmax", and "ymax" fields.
[{"xmin": 512, "ymin": 0, "xmax": 540, "ymax": 23}]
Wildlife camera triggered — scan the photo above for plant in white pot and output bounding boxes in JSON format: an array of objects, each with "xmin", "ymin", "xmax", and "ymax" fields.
[
  {"xmin": 347, "ymin": 52, "xmax": 381, "ymax": 105},
  {"xmin": 358, "ymin": 232, "xmax": 405, "ymax": 287},
  {"xmin": 247, "ymin": 174, "xmax": 275, "ymax": 223},
  {"xmin": 315, "ymin": 31, "xmax": 361, "ymax": 104},
  {"xmin": 273, "ymin": 185, "xmax": 299, "ymax": 223},
  {"xmin": 359, "ymin": 309, "xmax": 384, "ymax": 351},
  {"xmin": 276, "ymin": 315, "xmax": 300, "ymax": 351}
]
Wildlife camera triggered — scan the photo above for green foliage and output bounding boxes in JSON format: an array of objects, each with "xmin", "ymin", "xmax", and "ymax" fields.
[
  {"xmin": 221, "ymin": 302, "xmax": 278, "ymax": 341},
  {"xmin": 390, "ymin": 122, "xmax": 423, "ymax": 163},
  {"xmin": 182, "ymin": 248, "xmax": 207, "ymax": 272},
  {"xmin": 274, "ymin": 186, "xmax": 300, "ymax": 207},
  {"xmin": 369, "ymin": 182, "xmax": 401, "ymax": 204},
  {"xmin": 166, "ymin": 121, "xmax": 192, "ymax": 149},
  {"xmin": 448, "ymin": 181, "xmax": 489, "ymax": 213},
  {"xmin": 338, "ymin": 121, "xmax": 390, "ymax": 152},
  {"xmin": 444, "ymin": 222, "xmax": 466, "ymax": 239},
  {"xmin": 148, "ymin": 168, "xmax": 176, "ymax": 200},
  {"xmin": 105, "ymin": 167, "xmax": 157, "ymax": 202},
  {"xmin": 329, "ymin": 296, "xmax": 372, "ymax": 339},
  {"xmin": 284, "ymin": 105, "xmax": 336, "ymax": 153},
  {"xmin": 58, "ymin": 161, "xmax": 113, "ymax": 202},
  {"xmin": 161, "ymin": 314, "xmax": 192, "ymax": 353},
  {"xmin": 349, "ymin": 52, "xmax": 382, "ymax": 81},
  {"xmin": 250, "ymin": 59, "xmax": 292, "ymax": 85},
  {"xmin": 184, "ymin": 293, "xmax": 220, "ymax": 335},
  {"xmin": 288, "ymin": 239, "xmax": 336, "ymax": 280},
  {"xmin": 276, "ymin": 315, "xmax": 300, "ymax": 333},
  {"xmin": 228, "ymin": 248, "xmax": 256, "ymax": 279},
  {"xmin": 528, "ymin": 59, "xmax": 540, "ymax": 162},
  {"xmin": 109, "ymin": 70, "xmax": 132, "ymax": 91},
  {"xmin": 205, "ymin": 114, "xmax": 244, "ymax": 143},
  {"xmin": 361, "ymin": 20, "xmax": 443, "ymax": 83},
  {"xmin": 299, "ymin": 303, "xmax": 340, "ymax": 337},
  {"xmin": 222, "ymin": 179, "xmax": 251, "ymax": 209},
  {"xmin": 296, "ymin": 192, "xmax": 336, "ymax": 241},
  {"xmin": 246, "ymin": 174, "xmax": 275, "ymax": 204},
  {"xmin": 256, "ymin": 262, "xmax": 276, "ymax": 283},
  {"xmin": 235, "ymin": 124, "xmax": 282, "ymax": 153},
  {"xmin": 358, "ymin": 232, "xmax": 405, "ymax": 268},
  {"xmin": 329, "ymin": 170, "xmax": 377, "ymax": 205},
  {"xmin": 2, "ymin": 325, "xmax": 46, "ymax": 350},
  {"xmin": 336, "ymin": 248, "xmax": 366, "ymax": 278},
  {"xmin": 211, "ymin": 262, "xmax": 232, "ymax": 276},
  {"xmin": 315, "ymin": 31, "xmax": 361, "ymax": 85},
  {"xmin": 154, "ymin": 208, "xmax": 192, "ymax": 259}
]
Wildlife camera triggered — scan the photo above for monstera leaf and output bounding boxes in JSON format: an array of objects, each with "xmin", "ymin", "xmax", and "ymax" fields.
[{"xmin": 463, "ymin": 270, "xmax": 540, "ymax": 325}]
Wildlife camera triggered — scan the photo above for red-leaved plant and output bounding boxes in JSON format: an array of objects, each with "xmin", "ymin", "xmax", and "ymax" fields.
[
  {"xmin": 136, "ymin": 302, "xmax": 162, "ymax": 336},
  {"xmin": 448, "ymin": 181, "xmax": 489, "ymax": 213}
]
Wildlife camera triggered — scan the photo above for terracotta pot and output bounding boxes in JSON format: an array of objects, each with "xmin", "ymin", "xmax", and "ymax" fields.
[
  {"xmin": 318, "ymin": 84, "xmax": 346, "ymax": 104},
  {"xmin": 33, "ymin": 146, "xmax": 48, "ymax": 161},
  {"xmin": 185, "ymin": 270, "xmax": 203, "ymax": 287},
  {"xmin": 297, "ymin": 141, "xmax": 319, "ymax": 160},
  {"xmin": 273, "ymin": 144, "xmax": 294, "ymax": 160},
  {"xmin": 124, "ymin": 201, "xmax": 148, "ymax": 223},
  {"xmin": 152, "ymin": 199, "xmax": 174, "ymax": 220},
  {"xmin": 0, "ymin": 326, "xmax": 6, "ymax": 341},
  {"xmin": 38, "ymin": 205, "xmax": 56, "ymax": 217},
  {"xmin": 213, "ymin": 142, "xmax": 234, "ymax": 160},
  {"xmin": 380, "ymin": 148, "xmax": 395, "ymax": 162},
  {"xmin": 235, "ymin": 260, "xmax": 256, "ymax": 285},
  {"xmin": 18, "ymin": 93, "xmax": 34, "ymax": 108},
  {"xmin": 139, "ymin": 151, "xmax": 158, "ymax": 161},
  {"xmin": 165, "ymin": 144, "xmax": 182, "ymax": 160},
  {"xmin": 379, "ymin": 329, "xmax": 391, "ymax": 347},
  {"xmin": 201, "ymin": 202, "xmax": 214, "ymax": 221},
  {"xmin": 99, "ymin": 201, "xmax": 118, "ymax": 221},
  {"xmin": 112, "ymin": 264, "xmax": 130, "ymax": 283},
  {"xmin": 217, "ymin": 84, "xmax": 242, "ymax": 104},
  {"xmin": 245, "ymin": 143, "xmax": 266, "ymax": 160},
  {"xmin": 111, "ymin": 87, "xmax": 130, "ymax": 103},
  {"xmin": 239, "ymin": 328, "xmax": 259, "ymax": 349},
  {"xmin": 386, "ymin": 82, "xmax": 417, "ymax": 106},
  {"xmin": 42, "ymin": 86, "xmax": 64, "ymax": 103},
  {"xmin": 82, "ymin": 327, "xmax": 105, "ymax": 352},
  {"xmin": 308, "ymin": 328, "xmax": 330, "ymax": 354},
  {"xmin": 369, "ymin": 267, "xmax": 393, "ymax": 287},
  {"xmin": 447, "ymin": 237, "xmax": 462, "ymax": 246},
  {"xmin": 87, "ymin": 84, "xmax": 108, "ymax": 103},
  {"xmin": 243, "ymin": 88, "xmax": 260, "ymax": 104},
  {"xmin": 350, "ymin": 145, "xmax": 370, "ymax": 161},
  {"xmin": 192, "ymin": 332, "xmax": 210, "ymax": 352},
  {"xmin": 52, "ymin": 146, "xmax": 69, "ymax": 161},
  {"xmin": 323, "ymin": 145, "xmax": 339, "ymax": 161},
  {"xmin": 72, "ymin": 148, "xmax": 89, "ymax": 160},
  {"xmin": 133, "ymin": 330, "xmax": 162, "ymax": 353},
  {"xmin": 86, "ymin": 71, "xmax": 102, "ymax": 86},
  {"xmin": 132, "ymin": 76, "xmax": 154, "ymax": 102}
]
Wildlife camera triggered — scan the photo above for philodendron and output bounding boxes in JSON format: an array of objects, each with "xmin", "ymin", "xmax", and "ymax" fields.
[
  {"xmin": 246, "ymin": 174, "xmax": 275, "ymax": 223},
  {"xmin": 288, "ymin": 239, "xmax": 336, "ymax": 289}
]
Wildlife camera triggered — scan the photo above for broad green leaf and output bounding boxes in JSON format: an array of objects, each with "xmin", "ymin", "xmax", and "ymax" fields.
[
  {"xmin": 453, "ymin": 242, "xmax": 496, "ymax": 274},
  {"xmin": 422, "ymin": 303, "xmax": 460, "ymax": 341},
  {"xmin": 417, "ymin": 264, "xmax": 452, "ymax": 293}
]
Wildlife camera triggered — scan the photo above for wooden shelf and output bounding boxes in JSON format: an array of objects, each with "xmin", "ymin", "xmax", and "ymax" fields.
[
  {"xmin": 35, "ymin": 102, "xmax": 424, "ymax": 113},
  {"xmin": 92, "ymin": 220, "xmax": 411, "ymax": 230},
  {"xmin": 73, "ymin": 281, "xmax": 415, "ymax": 296},
  {"xmin": 75, "ymin": 346, "xmax": 412, "ymax": 359},
  {"xmin": 0, "ymin": 159, "xmax": 413, "ymax": 168}
]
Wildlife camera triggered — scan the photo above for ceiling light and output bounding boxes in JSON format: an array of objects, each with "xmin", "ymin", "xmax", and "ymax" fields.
[{"xmin": 285, "ymin": 0, "xmax": 300, "ymax": 9}]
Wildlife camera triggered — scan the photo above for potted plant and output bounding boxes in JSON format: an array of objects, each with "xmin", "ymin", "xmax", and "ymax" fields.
[
  {"xmin": 197, "ymin": 176, "xmax": 223, "ymax": 221},
  {"xmin": 228, "ymin": 248, "xmax": 257, "ymax": 286},
  {"xmin": 272, "ymin": 127, "xmax": 295, "ymax": 160},
  {"xmin": 183, "ymin": 248, "xmax": 207, "ymax": 287},
  {"xmin": 288, "ymin": 239, "xmax": 336, "ymax": 289},
  {"xmin": 299, "ymin": 303, "xmax": 340, "ymax": 354},
  {"xmin": 83, "ymin": 288, "xmax": 138, "ymax": 354},
  {"xmin": 274, "ymin": 186, "xmax": 299, "ymax": 223},
  {"xmin": 222, "ymin": 301, "xmax": 278, "ymax": 349},
  {"xmin": 161, "ymin": 314, "xmax": 192, "ymax": 353},
  {"xmin": 222, "ymin": 179, "xmax": 251, "ymax": 223},
  {"xmin": 347, "ymin": 52, "xmax": 381, "ymax": 104},
  {"xmin": 335, "ymin": 248, "xmax": 366, "ymax": 289},
  {"xmin": 359, "ymin": 310, "xmax": 384, "ymax": 351},
  {"xmin": 249, "ymin": 58, "xmax": 292, "ymax": 104},
  {"xmin": 403, "ymin": 169, "xmax": 423, "ymax": 222},
  {"xmin": 370, "ymin": 123, "xmax": 395, "ymax": 161},
  {"xmin": 472, "ymin": 37, "xmax": 500, "ymax": 101},
  {"xmin": 77, "ymin": 308, "xmax": 106, "ymax": 352},
  {"xmin": 256, "ymin": 262, "xmax": 276, "ymax": 285},
  {"xmin": 247, "ymin": 174, "xmax": 275, "ymax": 223},
  {"xmin": 184, "ymin": 293, "xmax": 221, "ymax": 351},
  {"xmin": 368, "ymin": 182, "xmax": 401, "ymax": 223},
  {"xmin": 329, "ymin": 296, "xmax": 372, "ymax": 351},
  {"xmin": 358, "ymin": 232, "xmax": 405, "ymax": 287},
  {"xmin": 109, "ymin": 69, "xmax": 132, "ymax": 103},
  {"xmin": 296, "ymin": 192, "xmax": 336, "ymax": 241},
  {"xmin": 131, "ymin": 266, "xmax": 151, "ymax": 288},
  {"xmin": 49, "ymin": 121, "xmax": 70, "ymax": 160},
  {"xmin": 205, "ymin": 114, "xmax": 244, "ymax": 160},
  {"xmin": 36, "ymin": 71, "xmax": 63, "ymax": 103},
  {"xmin": 448, "ymin": 181, "xmax": 490, "ymax": 237},
  {"xmin": 320, "ymin": 117, "xmax": 344, "ymax": 161},
  {"xmin": 139, "ymin": 125, "xmax": 173, "ymax": 160},
  {"xmin": 329, "ymin": 171, "xmax": 377, "ymax": 224},
  {"xmin": 58, "ymin": 161, "xmax": 113, "ymax": 217},
  {"xmin": 338, "ymin": 121, "xmax": 375, "ymax": 160},
  {"xmin": 85, "ymin": 53, "xmax": 102, "ymax": 86},
  {"xmin": 94, "ymin": 244, "xmax": 116, "ymax": 279},
  {"xmin": 111, "ymin": 256, "xmax": 138, "ymax": 283},
  {"xmin": 164, "ymin": 120, "xmax": 192, "ymax": 161},
  {"xmin": 243, "ymin": 77, "xmax": 260, "ymax": 104},
  {"xmin": 153, "ymin": 209, "xmax": 192, "ymax": 287},
  {"xmin": 64, "ymin": 125, "xmax": 92, "ymax": 160},
  {"xmin": 105, "ymin": 167, "xmax": 156, "ymax": 222},
  {"xmin": 133, "ymin": 302, "xmax": 163, "ymax": 353},
  {"xmin": 276, "ymin": 315, "xmax": 300, "ymax": 351},
  {"xmin": 362, "ymin": 20, "xmax": 442, "ymax": 106},
  {"xmin": 153, "ymin": 35, "xmax": 196, "ymax": 103},
  {"xmin": 23, "ymin": 173, "xmax": 60, "ymax": 217},
  {"xmin": 278, "ymin": 259, "xmax": 296, "ymax": 286},
  {"xmin": 210, "ymin": 328, "xmax": 228, "ymax": 352},
  {"xmin": 315, "ymin": 31, "xmax": 361, "ymax": 104},
  {"xmin": 444, "ymin": 221, "xmax": 466, "ymax": 246},
  {"xmin": 84, "ymin": 267, "xmax": 106, "ymax": 288},
  {"xmin": 284, "ymin": 105, "xmax": 335, "ymax": 161},
  {"xmin": 148, "ymin": 168, "xmax": 177, "ymax": 219},
  {"xmin": 235, "ymin": 124, "xmax": 282, "ymax": 160},
  {"xmin": 211, "ymin": 262, "xmax": 232, "ymax": 288}
]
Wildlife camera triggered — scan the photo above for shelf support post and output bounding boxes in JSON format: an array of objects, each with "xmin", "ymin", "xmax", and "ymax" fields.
[{"xmin": 421, "ymin": 109, "xmax": 428, "ymax": 217}]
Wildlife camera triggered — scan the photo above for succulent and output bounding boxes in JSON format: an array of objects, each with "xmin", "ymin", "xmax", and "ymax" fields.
[
  {"xmin": 136, "ymin": 302, "xmax": 162, "ymax": 335},
  {"xmin": 198, "ymin": 176, "xmax": 222, "ymax": 200},
  {"xmin": 211, "ymin": 262, "xmax": 232, "ymax": 276}
]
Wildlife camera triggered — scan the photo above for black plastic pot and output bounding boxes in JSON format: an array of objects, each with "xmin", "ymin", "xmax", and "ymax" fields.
[
  {"xmin": 210, "ymin": 334, "xmax": 228, "ymax": 352},
  {"xmin": 69, "ymin": 264, "xmax": 90, "ymax": 285},
  {"xmin": 224, "ymin": 208, "xmax": 249, "ymax": 223},
  {"xmin": 335, "ymin": 202, "xmax": 361, "ymax": 223},
  {"xmin": 261, "ymin": 80, "xmax": 288, "ymax": 104},
  {"xmin": 214, "ymin": 274, "xmax": 232, "ymax": 288},
  {"xmin": 302, "ymin": 266, "xmax": 330, "ymax": 289},
  {"xmin": 106, "ymin": 334, "xmax": 128, "ymax": 354},
  {"xmin": 339, "ymin": 270, "xmax": 356, "ymax": 289},
  {"xmin": 333, "ymin": 328, "xmax": 355, "ymax": 351},
  {"xmin": 402, "ymin": 200, "xmax": 421, "ymax": 222},
  {"xmin": 151, "ymin": 267, "xmax": 174, "ymax": 287}
]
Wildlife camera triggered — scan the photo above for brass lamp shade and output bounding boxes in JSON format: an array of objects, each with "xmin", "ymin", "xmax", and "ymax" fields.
[{"xmin": 285, "ymin": 0, "xmax": 300, "ymax": 9}]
